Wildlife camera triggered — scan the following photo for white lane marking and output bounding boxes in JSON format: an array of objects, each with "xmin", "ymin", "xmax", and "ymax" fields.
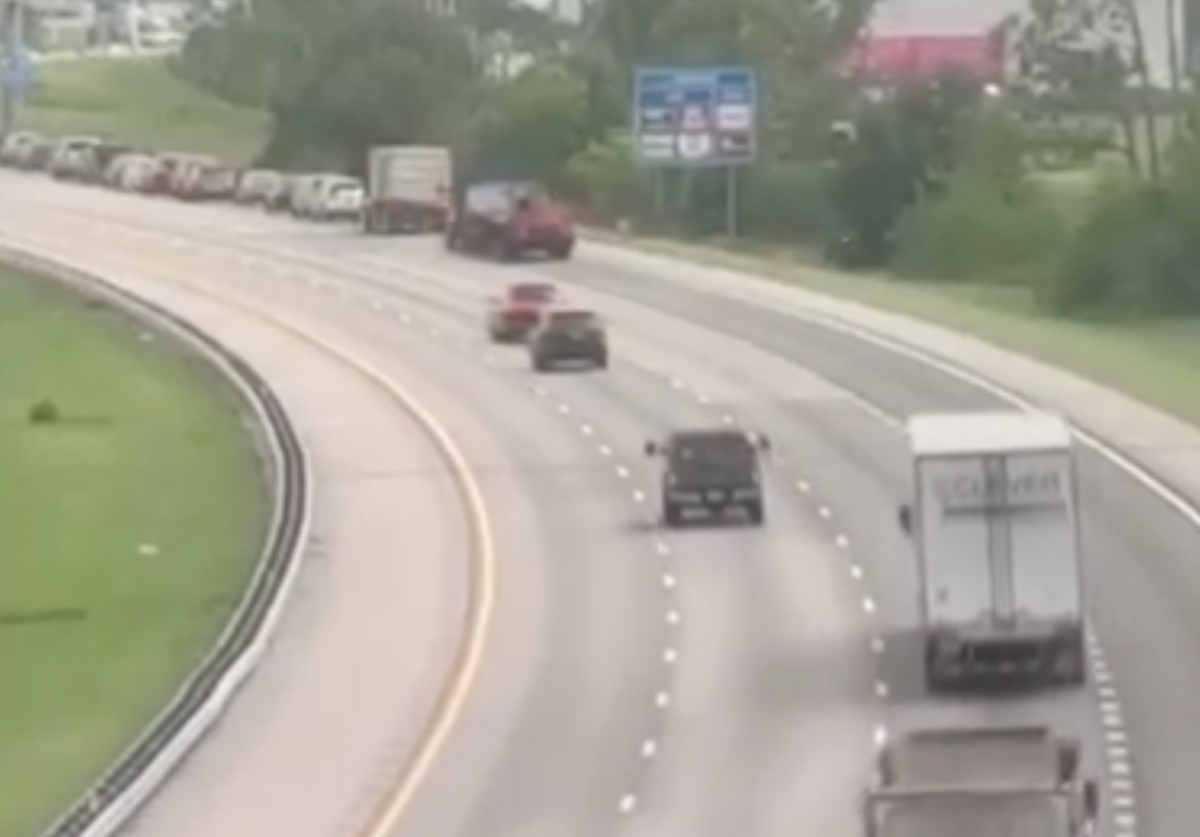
[
  {"xmin": 580, "ymin": 423, "xmax": 594, "ymax": 436},
  {"xmin": 874, "ymin": 681, "xmax": 889, "ymax": 698},
  {"xmin": 557, "ymin": 403, "xmax": 570, "ymax": 415},
  {"xmin": 721, "ymin": 414, "xmax": 734, "ymax": 424},
  {"xmin": 632, "ymin": 489, "xmax": 645, "ymax": 503},
  {"xmin": 796, "ymin": 479, "xmax": 810, "ymax": 492},
  {"xmin": 655, "ymin": 691, "xmax": 670, "ymax": 708},
  {"xmin": 641, "ymin": 739, "xmax": 658, "ymax": 758},
  {"xmin": 834, "ymin": 534, "xmax": 850, "ymax": 548},
  {"xmin": 849, "ymin": 564, "xmax": 864, "ymax": 580},
  {"xmin": 654, "ymin": 541, "xmax": 670, "ymax": 556},
  {"xmin": 615, "ymin": 465, "xmax": 629, "ymax": 478},
  {"xmin": 861, "ymin": 598, "xmax": 877, "ymax": 614},
  {"xmin": 663, "ymin": 648, "xmax": 678, "ymax": 665},
  {"xmin": 599, "ymin": 444, "xmax": 612, "ymax": 457},
  {"xmin": 662, "ymin": 573, "xmax": 677, "ymax": 590},
  {"xmin": 817, "ymin": 505, "xmax": 831, "ymax": 519},
  {"xmin": 665, "ymin": 610, "xmax": 681, "ymax": 625},
  {"xmin": 618, "ymin": 795, "xmax": 637, "ymax": 814},
  {"xmin": 870, "ymin": 637, "xmax": 885, "ymax": 654}
]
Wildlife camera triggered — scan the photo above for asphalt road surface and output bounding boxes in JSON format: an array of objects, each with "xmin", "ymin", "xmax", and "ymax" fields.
[{"xmin": 8, "ymin": 173, "xmax": 1192, "ymax": 837}]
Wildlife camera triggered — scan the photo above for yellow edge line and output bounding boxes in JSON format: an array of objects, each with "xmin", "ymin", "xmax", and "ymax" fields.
[{"xmin": 212, "ymin": 294, "xmax": 496, "ymax": 836}]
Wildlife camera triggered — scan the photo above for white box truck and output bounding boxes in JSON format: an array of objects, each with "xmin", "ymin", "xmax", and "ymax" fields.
[
  {"xmin": 897, "ymin": 411, "xmax": 1085, "ymax": 691},
  {"xmin": 862, "ymin": 725, "xmax": 1099, "ymax": 837},
  {"xmin": 362, "ymin": 145, "xmax": 451, "ymax": 235}
]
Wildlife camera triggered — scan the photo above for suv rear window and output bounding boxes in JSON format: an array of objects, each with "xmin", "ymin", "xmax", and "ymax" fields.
[
  {"xmin": 668, "ymin": 433, "xmax": 755, "ymax": 464},
  {"xmin": 549, "ymin": 310, "xmax": 598, "ymax": 327},
  {"xmin": 510, "ymin": 284, "xmax": 555, "ymax": 302}
]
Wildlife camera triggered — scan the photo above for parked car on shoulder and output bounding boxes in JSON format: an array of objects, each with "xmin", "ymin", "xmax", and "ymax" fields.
[{"xmin": 234, "ymin": 169, "xmax": 282, "ymax": 206}]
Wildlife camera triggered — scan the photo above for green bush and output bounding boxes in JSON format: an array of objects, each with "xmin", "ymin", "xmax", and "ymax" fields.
[{"xmin": 894, "ymin": 174, "xmax": 1067, "ymax": 286}]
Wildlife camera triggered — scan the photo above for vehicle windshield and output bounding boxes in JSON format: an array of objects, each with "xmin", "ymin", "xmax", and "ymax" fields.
[
  {"xmin": 667, "ymin": 433, "xmax": 757, "ymax": 481},
  {"xmin": 332, "ymin": 183, "xmax": 362, "ymax": 195},
  {"xmin": 510, "ymin": 284, "xmax": 556, "ymax": 303},
  {"xmin": 549, "ymin": 311, "xmax": 598, "ymax": 328}
]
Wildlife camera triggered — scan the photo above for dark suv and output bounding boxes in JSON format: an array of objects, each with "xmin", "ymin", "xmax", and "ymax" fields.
[
  {"xmin": 645, "ymin": 428, "xmax": 770, "ymax": 527},
  {"xmin": 529, "ymin": 308, "xmax": 608, "ymax": 371}
]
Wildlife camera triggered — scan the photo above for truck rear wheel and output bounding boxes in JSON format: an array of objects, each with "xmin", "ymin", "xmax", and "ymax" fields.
[
  {"xmin": 663, "ymin": 501, "xmax": 684, "ymax": 528},
  {"xmin": 744, "ymin": 500, "xmax": 765, "ymax": 526}
]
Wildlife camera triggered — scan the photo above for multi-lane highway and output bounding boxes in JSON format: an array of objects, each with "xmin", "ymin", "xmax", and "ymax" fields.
[{"xmin": 7, "ymin": 170, "xmax": 1198, "ymax": 837}]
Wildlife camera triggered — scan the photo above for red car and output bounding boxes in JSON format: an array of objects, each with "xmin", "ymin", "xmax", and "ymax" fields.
[{"xmin": 485, "ymin": 282, "xmax": 559, "ymax": 342}]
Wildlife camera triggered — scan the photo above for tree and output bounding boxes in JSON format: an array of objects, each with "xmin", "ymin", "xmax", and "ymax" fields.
[{"xmin": 1002, "ymin": 0, "xmax": 1161, "ymax": 179}]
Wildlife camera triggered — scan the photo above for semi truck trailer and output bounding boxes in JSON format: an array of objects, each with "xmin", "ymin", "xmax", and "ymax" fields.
[
  {"xmin": 898, "ymin": 411, "xmax": 1085, "ymax": 691},
  {"xmin": 863, "ymin": 725, "xmax": 1099, "ymax": 837}
]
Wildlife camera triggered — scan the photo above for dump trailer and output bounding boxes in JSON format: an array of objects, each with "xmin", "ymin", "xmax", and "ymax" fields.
[
  {"xmin": 898, "ymin": 411, "xmax": 1085, "ymax": 690},
  {"xmin": 362, "ymin": 145, "xmax": 451, "ymax": 234},
  {"xmin": 863, "ymin": 725, "xmax": 1099, "ymax": 837}
]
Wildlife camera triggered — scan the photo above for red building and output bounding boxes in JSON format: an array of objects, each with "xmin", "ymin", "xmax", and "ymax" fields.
[{"xmin": 846, "ymin": 32, "xmax": 1006, "ymax": 83}]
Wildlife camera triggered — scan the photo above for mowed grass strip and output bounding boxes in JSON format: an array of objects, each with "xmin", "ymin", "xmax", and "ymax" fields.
[
  {"xmin": 590, "ymin": 229, "xmax": 1200, "ymax": 427},
  {"xmin": 22, "ymin": 56, "xmax": 269, "ymax": 164},
  {"xmin": 0, "ymin": 267, "xmax": 267, "ymax": 837}
]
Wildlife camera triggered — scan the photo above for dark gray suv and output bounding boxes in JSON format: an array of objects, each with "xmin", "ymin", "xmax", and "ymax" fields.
[{"xmin": 529, "ymin": 308, "xmax": 608, "ymax": 371}]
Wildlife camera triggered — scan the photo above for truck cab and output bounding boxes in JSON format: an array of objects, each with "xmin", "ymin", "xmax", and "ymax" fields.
[
  {"xmin": 899, "ymin": 411, "xmax": 1086, "ymax": 691},
  {"xmin": 646, "ymin": 428, "xmax": 769, "ymax": 527},
  {"xmin": 445, "ymin": 180, "xmax": 574, "ymax": 261}
]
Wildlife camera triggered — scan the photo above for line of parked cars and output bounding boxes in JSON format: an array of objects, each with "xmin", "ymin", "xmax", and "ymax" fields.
[{"xmin": 0, "ymin": 130, "xmax": 366, "ymax": 221}]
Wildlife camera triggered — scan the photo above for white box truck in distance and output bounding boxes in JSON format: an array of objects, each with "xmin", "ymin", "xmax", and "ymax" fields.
[
  {"xmin": 897, "ymin": 411, "xmax": 1085, "ymax": 691},
  {"xmin": 363, "ymin": 145, "xmax": 451, "ymax": 235}
]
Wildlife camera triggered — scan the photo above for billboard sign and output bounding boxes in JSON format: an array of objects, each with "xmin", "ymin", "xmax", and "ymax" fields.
[
  {"xmin": 632, "ymin": 65, "xmax": 758, "ymax": 168},
  {"xmin": 0, "ymin": 44, "xmax": 35, "ymax": 101}
]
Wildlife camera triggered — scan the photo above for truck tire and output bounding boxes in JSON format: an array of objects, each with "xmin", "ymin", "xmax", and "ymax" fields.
[
  {"xmin": 1054, "ymin": 641, "xmax": 1087, "ymax": 687},
  {"xmin": 531, "ymin": 354, "xmax": 550, "ymax": 372},
  {"xmin": 498, "ymin": 239, "xmax": 520, "ymax": 262},
  {"xmin": 594, "ymin": 351, "xmax": 609, "ymax": 370},
  {"xmin": 923, "ymin": 641, "xmax": 947, "ymax": 693},
  {"xmin": 548, "ymin": 240, "xmax": 575, "ymax": 260},
  {"xmin": 744, "ymin": 500, "xmax": 765, "ymax": 526},
  {"xmin": 663, "ymin": 500, "xmax": 684, "ymax": 528}
]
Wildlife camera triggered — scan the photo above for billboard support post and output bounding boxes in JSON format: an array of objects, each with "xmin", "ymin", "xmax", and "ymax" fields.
[
  {"xmin": 725, "ymin": 165, "xmax": 738, "ymax": 239},
  {"xmin": 632, "ymin": 64, "xmax": 758, "ymax": 239}
]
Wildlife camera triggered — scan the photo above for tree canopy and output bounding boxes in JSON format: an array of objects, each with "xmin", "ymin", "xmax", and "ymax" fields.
[{"xmin": 174, "ymin": 0, "xmax": 1200, "ymax": 318}]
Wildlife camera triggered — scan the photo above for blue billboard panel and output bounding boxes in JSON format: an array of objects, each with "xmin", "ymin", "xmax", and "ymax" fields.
[
  {"xmin": 633, "ymin": 65, "xmax": 758, "ymax": 168},
  {"xmin": 1, "ymin": 45, "xmax": 35, "ymax": 100}
]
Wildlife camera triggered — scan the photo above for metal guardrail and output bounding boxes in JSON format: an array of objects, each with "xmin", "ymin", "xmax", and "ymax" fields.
[{"xmin": 1, "ymin": 248, "xmax": 312, "ymax": 837}]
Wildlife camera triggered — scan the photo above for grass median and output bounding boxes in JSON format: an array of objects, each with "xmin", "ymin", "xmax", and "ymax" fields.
[
  {"xmin": 23, "ymin": 56, "xmax": 1200, "ymax": 430},
  {"xmin": 21, "ymin": 55, "xmax": 268, "ymax": 164},
  {"xmin": 0, "ymin": 266, "xmax": 267, "ymax": 837}
]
